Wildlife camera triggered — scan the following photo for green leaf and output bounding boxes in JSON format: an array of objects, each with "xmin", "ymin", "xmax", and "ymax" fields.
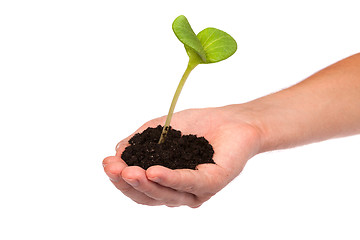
[
  {"xmin": 160, "ymin": 16, "xmax": 238, "ymax": 144},
  {"xmin": 197, "ymin": 27, "xmax": 237, "ymax": 63},
  {"xmin": 172, "ymin": 15, "xmax": 207, "ymax": 62}
]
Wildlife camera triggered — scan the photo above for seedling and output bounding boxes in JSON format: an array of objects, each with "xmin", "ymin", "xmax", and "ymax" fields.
[{"xmin": 158, "ymin": 15, "xmax": 237, "ymax": 144}]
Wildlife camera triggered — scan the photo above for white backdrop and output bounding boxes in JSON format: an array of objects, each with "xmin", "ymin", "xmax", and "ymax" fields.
[{"xmin": 1, "ymin": 0, "xmax": 359, "ymax": 239}]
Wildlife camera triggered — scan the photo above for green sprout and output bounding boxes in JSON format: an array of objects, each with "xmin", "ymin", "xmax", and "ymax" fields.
[{"xmin": 158, "ymin": 15, "xmax": 237, "ymax": 144}]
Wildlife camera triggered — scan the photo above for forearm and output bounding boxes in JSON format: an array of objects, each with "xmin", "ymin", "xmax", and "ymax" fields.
[{"xmin": 239, "ymin": 53, "xmax": 360, "ymax": 152}]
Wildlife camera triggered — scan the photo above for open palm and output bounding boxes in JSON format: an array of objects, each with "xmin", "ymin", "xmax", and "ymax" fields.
[{"xmin": 103, "ymin": 106, "xmax": 261, "ymax": 207}]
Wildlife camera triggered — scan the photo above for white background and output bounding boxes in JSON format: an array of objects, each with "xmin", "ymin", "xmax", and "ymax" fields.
[{"xmin": 1, "ymin": 0, "xmax": 359, "ymax": 239}]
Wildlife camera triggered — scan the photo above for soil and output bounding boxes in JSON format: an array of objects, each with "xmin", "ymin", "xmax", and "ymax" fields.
[{"xmin": 121, "ymin": 125, "xmax": 215, "ymax": 170}]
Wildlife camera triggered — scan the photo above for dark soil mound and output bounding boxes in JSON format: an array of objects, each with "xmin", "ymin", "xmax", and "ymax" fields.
[{"xmin": 121, "ymin": 125, "xmax": 215, "ymax": 170}]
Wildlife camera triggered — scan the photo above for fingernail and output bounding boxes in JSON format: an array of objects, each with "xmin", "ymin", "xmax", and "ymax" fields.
[{"xmin": 124, "ymin": 178, "xmax": 139, "ymax": 187}]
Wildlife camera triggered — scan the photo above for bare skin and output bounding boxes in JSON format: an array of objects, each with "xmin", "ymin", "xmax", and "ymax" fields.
[{"xmin": 103, "ymin": 53, "xmax": 360, "ymax": 208}]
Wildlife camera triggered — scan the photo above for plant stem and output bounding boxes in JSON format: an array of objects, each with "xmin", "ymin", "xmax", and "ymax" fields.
[{"xmin": 158, "ymin": 59, "xmax": 199, "ymax": 144}]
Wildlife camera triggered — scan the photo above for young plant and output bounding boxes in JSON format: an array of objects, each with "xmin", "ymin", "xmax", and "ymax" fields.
[{"xmin": 158, "ymin": 15, "xmax": 237, "ymax": 144}]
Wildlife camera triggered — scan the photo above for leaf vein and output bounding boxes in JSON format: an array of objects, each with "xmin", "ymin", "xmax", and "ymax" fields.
[
  {"xmin": 200, "ymin": 29, "xmax": 218, "ymax": 48},
  {"xmin": 203, "ymin": 36, "xmax": 227, "ymax": 50}
]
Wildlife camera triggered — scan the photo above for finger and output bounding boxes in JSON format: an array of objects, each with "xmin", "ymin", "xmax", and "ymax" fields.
[
  {"xmin": 122, "ymin": 166, "xmax": 199, "ymax": 207},
  {"xmin": 117, "ymin": 166, "xmax": 162, "ymax": 206},
  {"xmin": 115, "ymin": 180, "xmax": 161, "ymax": 206},
  {"xmin": 102, "ymin": 156, "xmax": 121, "ymax": 167},
  {"xmin": 103, "ymin": 156, "xmax": 125, "ymax": 181},
  {"xmin": 103, "ymin": 161, "xmax": 161, "ymax": 206},
  {"xmin": 146, "ymin": 165, "xmax": 210, "ymax": 195}
]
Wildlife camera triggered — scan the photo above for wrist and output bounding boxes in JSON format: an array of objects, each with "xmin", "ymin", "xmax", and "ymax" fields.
[
  {"xmin": 220, "ymin": 95, "xmax": 294, "ymax": 154},
  {"xmin": 217, "ymin": 103, "xmax": 269, "ymax": 154}
]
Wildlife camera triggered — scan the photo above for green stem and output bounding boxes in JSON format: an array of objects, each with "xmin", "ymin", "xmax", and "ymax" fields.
[{"xmin": 158, "ymin": 59, "xmax": 199, "ymax": 144}]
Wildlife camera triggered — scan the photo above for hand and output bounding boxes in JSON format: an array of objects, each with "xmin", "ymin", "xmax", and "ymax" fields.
[{"xmin": 103, "ymin": 106, "xmax": 262, "ymax": 207}]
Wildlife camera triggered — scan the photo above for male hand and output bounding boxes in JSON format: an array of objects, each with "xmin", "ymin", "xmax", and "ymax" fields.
[{"xmin": 103, "ymin": 107, "xmax": 261, "ymax": 207}]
